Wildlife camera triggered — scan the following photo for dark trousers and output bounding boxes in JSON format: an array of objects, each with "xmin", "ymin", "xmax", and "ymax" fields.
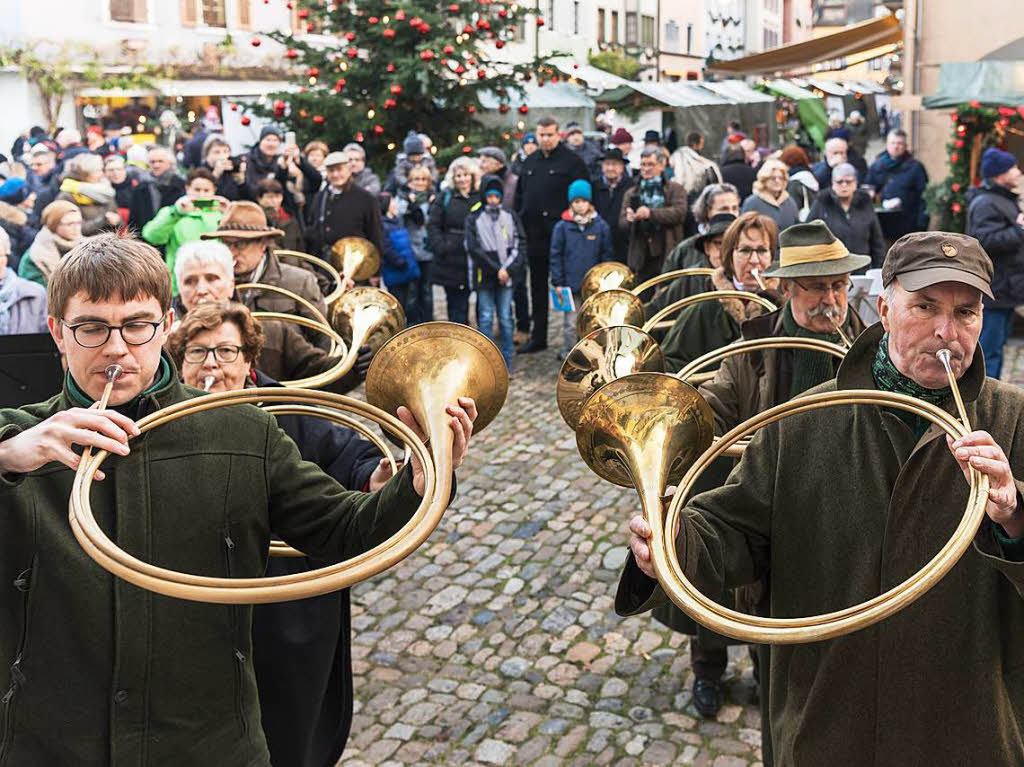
[
  {"xmin": 691, "ymin": 635, "xmax": 728, "ymax": 681},
  {"xmin": 527, "ymin": 235, "xmax": 551, "ymax": 345},
  {"xmin": 406, "ymin": 260, "xmax": 434, "ymax": 325},
  {"xmin": 444, "ymin": 285, "xmax": 471, "ymax": 325},
  {"xmin": 980, "ymin": 306, "xmax": 1015, "ymax": 380},
  {"xmin": 514, "ymin": 281, "xmax": 530, "ymax": 333}
]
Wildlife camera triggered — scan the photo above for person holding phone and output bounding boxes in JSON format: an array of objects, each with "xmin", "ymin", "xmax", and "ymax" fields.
[
  {"xmin": 243, "ymin": 126, "xmax": 321, "ymax": 219},
  {"xmin": 141, "ymin": 167, "xmax": 227, "ymax": 295}
]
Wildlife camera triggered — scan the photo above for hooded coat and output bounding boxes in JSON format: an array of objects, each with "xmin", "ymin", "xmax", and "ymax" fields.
[
  {"xmin": 617, "ymin": 323, "xmax": 1024, "ymax": 767},
  {"xmin": 966, "ymin": 181, "xmax": 1024, "ymax": 308}
]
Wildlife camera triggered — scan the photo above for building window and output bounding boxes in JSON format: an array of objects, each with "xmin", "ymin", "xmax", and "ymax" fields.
[
  {"xmin": 110, "ymin": 0, "xmax": 147, "ymax": 22},
  {"xmin": 546, "ymin": 0, "xmax": 555, "ymax": 31},
  {"xmin": 611, "ymin": 10, "xmax": 619, "ymax": 43},
  {"xmin": 763, "ymin": 28, "xmax": 779, "ymax": 49},
  {"xmin": 687, "ymin": 22, "xmax": 693, "ymax": 53},
  {"xmin": 573, "ymin": 1, "xmax": 580, "ymax": 35},
  {"xmin": 201, "ymin": 0, "xmax": 226, "ymax": 27},
  {"xmin": 597, "ymin": 8, "xmax": 605, "ymax": 44},
  {"xmin": 237, "ymin": 0, "xmax": 251, "ymax": 29},
  {"xmin": 664, "ymin": 20, "xmax": 679, "ymax": 52},
  {"xmin": 625, "ymin": 11, "xmax": 637, "ymax": 45},
  {"xmin": 641, "ymin": 15, "xmax": 655, "ymax": 47}
]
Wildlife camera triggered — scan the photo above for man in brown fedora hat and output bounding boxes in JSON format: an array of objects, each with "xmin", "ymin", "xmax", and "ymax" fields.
[
  {"xmin": 202, "ymin": 201, "xmax": 327, "ymax": 336},
  {"xmin": 621, "ymin": 230, "xmax": 1024, "ymax": 766}
]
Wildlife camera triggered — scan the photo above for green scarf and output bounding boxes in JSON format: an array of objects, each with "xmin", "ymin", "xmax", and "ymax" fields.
[
  {"xmin": 871, "ymin": 332, "xmax": 951, "ymax": 438},
  {"xmin": 780, "ymin": 302, "xmax": 843, "ymax": 399},
  {"xmin": 68, "ymin": 356, "xmax": 173, "ymax": 412}
]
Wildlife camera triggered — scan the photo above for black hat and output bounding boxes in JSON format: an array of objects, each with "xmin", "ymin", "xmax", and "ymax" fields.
[
  {"xmin": 601, "ymin": 147, "xmax": 626, "ymax": 163},
  {"xmin": 763, "ymin": 221, "xmax": 871, "ymax": 279},
  {"xmin": 259, "ymin": 125, "xmax": 283, "ymax": 141},
  {"xmin": 643, "ymin": 129, "xmax": 661, "ymax": 144},
  {"xmin": 698, "ymin": 213, "xmax": 737, "ymax": 243},
  {"xmin": 882, "ymin": 231, "xmax": 993, "ymax": 298},
  {"xmin": 480, "ymin": 174, "xmax": 504, "ymax": 200}
]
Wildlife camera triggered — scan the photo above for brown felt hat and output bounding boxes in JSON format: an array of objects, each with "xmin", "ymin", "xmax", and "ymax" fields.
[
  {"xmin": 201, "ymin": 201, "xmax": 284, "ymax": 240},
  {"xmin": 882, "ymin": 231, "xmax": 993, "ymax": 299}
]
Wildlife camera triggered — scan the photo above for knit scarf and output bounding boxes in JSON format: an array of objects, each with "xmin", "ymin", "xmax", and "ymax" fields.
[
  {"xmin": 638, "ymin": 177, "xmax": 665, "ymax": 208},
  {"xmin": 754, "ymin": 187, "xmax": 791, "ymax": 207},
  {"xmin": 572, "ymin": 208, "xmax": 596, "ymax": 228},
  {"xmin": 780, "ymin": 302, "xmax": 842, "ymax": 398},
  {"xmin": 0, "ymin": 268, "xmax": 18, "ymax": 336},
  {"xmin": 872, "ymin": 332, "xmax": 952, "ymax": 438}
]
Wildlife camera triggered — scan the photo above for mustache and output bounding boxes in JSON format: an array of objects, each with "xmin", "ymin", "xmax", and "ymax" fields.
[{"xmin": 807, "ymin": 304, "xmax": 843, "ymax": 319}]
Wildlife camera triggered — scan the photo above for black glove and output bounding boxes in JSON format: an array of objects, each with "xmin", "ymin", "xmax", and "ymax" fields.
[{"xmin": 355, "ymin": 344, "xmax": 373, "ymax": 381}]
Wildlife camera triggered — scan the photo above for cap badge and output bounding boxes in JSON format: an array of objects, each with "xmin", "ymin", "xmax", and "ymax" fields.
[{"xmin": 941, "ymin": 243, "xmax": 958, "ymax": 258}]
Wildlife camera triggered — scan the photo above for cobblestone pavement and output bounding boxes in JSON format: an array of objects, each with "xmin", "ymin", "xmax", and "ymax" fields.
[{"xmin": 339, "ymin": 305, "xmax": 763, "ymax": 767}]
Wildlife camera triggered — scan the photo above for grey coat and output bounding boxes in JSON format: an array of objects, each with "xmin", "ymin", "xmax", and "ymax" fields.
[{"xmin": 0, "ymin": 271, "xmax": 47, "ymax": 335}]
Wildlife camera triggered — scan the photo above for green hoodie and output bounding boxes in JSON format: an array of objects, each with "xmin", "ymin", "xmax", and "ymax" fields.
[{"xmin": 141, "ymin": 203, "xmax": 222, "ymax": 294}]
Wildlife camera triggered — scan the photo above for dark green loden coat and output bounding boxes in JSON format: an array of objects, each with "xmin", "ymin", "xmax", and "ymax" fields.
[
  {"xmin": 618, "ymin": 323, "xmax": 1024, "ymax": 766},
  {"xmin": 0, "ymin": 362, "xmax": 423, "ymax": 767},
  {"xmin": 644, "ymin": 233, "xmax": 711, "ymax": 317}
]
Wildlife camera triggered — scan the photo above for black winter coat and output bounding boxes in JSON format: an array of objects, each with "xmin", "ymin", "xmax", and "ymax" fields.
[
  {"xmin": 203, "ymin": 162, "xmax": 251, "ymax": 202},
  {"xmin": 593, "ymin": 175, "xmax": 636, "ymax": 263},
  {"xmin": 304, "ymin": 182, "xmax": 384, "ymax": 263},
  {"xmin": 127, "ymin": 174, "xmax": 186, "ymax": 233},
  {"xmin": 513, "ymin": 143, "xmax": 588, "ymax": 242},
  {"xmin": 427, "ymin": 189, "xmax": 480, "ymax": 289},
  {"xmin": 251, "ymin": 371, "xmax": 381, "ymax": 767},
  {"xmin": 865, "ymin": 151, "xmax": 929, "ymax": 238},
  {"xmin": 966, "ymin": 182, "xmax": 1024, "ymax": 307},
  {"xmin": 807, "ymin": 189, "xmax": 887, "ymax": 269},
  {"xmin": 720, "ymin": 158, "xmax": 755, "ymax": 201},
  {"xmin": 244, "ymin": 150, "xmax": 321, "ymax": 218}
]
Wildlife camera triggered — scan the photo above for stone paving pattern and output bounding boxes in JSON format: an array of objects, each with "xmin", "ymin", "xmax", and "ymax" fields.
[{"xmin": 339, "ymin": 307, "xmax": 763, "ymax": 767}]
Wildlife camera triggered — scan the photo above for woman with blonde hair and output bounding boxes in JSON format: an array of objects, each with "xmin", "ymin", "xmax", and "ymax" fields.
[
  {"xmin": 740, "ymin": 157, "xmax": 800, "ymax": 231},
  {"xmin": 428, "ymin": 157, "xmax": 480, "ymax": 324}
]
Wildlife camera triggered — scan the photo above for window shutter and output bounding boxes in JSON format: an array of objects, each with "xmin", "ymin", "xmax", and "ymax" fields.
[
  {"xmin": 237, "ymin": 0, "xmax": 251, "ymax": 29},
  {"xmin": 134, "ymin": 0, "xmax": 148, "ymax": 22},
  {"xmin": 180, "ymin": 0, "xmax": 198, "ymax": 27}
]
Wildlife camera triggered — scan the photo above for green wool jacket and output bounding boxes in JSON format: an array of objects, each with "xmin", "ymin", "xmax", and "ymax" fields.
[
  {"xmin": 643, "ymin": 233, "xmax": 709, "ymax": 317},
  {"xmin": 0, "ymin": 358, "xmax": 423, "ymax": 767},
  {"xmin": 617, "ymin": 323, "xmax": 1024, "ymax": 766},
  {"xmin": 141, "ymin": 204, "xmax": 223, "ymax": 295}
]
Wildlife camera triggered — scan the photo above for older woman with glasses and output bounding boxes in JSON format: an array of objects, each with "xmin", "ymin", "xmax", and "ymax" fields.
[
  {"xmin": 808, "ymin": 162, "xmax": 886, "ymax": 269},
  {"xmin": 172, "ymin": 240, "xmax": 371, "ymax": 392},
  {"xmin": 741, "ymin": 158, "xmax": 801, "ymax": 232},
  {"xmin": 168, "ymin": 300, "xmax": 393, "ymax": 767},
  {"xmin": 659, "ymin": 212, "xmax": 781, "ymax": 373}
]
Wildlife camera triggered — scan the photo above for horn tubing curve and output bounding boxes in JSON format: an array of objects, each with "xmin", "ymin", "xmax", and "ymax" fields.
[
  {"xmin": 630, "ymin": 268, "xmax": 715, "ymax": 297},
  {"xmin": 641, "ymin": 290, "xmax": 777, "ymax": 334},
  {"xmin": 68, "ymin": 388, "xmax": 444, "ymax": 604},
  {"xmin": 651, "ymin": 389, "xmax": 988, "ymax": 643},
  {"xmin": 274, "ymin": 249, "xmax": 345, "ymax": 306},
  {"xmin": 249, "ymin": 312, "xmax": 357, "ymax": 390}
]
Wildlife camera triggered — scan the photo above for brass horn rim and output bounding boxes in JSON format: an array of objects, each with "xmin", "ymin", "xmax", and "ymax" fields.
[
  {"xmin": 68, "ymin": 388, "xmax": 437, "ymax": 604},
  {"xmin": 273, "ymin": 249, "xmax": 346, "ymax": 306},
  {"xmin": 580, "ymin": 262, "xmax": 636, "ymax": 301},
  {"xmin": 250, "ymin": 312, "xmax": 352, "ymax": 389},
  {"xmin": 330, "ymin": 236, "xmax": 381, "ymax": 284},
  {"xmin": 656, "ymin": 389, "xmax": 988, "ymax": 644},
  {"xmin": 575, "ymin": 289, "xmax": 646, "ymax": 338},
  {"xmin": 641, "ymin": 290, "xmax": 778, "ymax": 334},
  {"xmin": 630, "ymin": 267, "xmax": 715, "ymax": 297}
]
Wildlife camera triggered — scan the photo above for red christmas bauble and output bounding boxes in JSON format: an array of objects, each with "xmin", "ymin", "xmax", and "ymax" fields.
[
  {"xmin": 355, "ymin": 132, "xmax": 365, "ymax": 142},
  {"xmin": 251, "ymin": 38, "xmax": 261, "ymax": 46},
  {"xmin": 285, "ymin": 1, "xmax": 293, "ymax": 7},
  {"xmin": 463, "ymin": 24, "xmax": 474, "ymax": 34},
  {"xmin": 468, "ymin": 105, "xmax": 476, "ymax": 113},
  {"xmin": 298, "ymin": 87, "xmax": 307, "ymax": 93},
  {"xmin": 368, "ymin": 16, "xmax": 378, "ymax": 24},
  {"xmin": 297, "ymin": 8, "xmax": 308, "ymax": 18},
  {"xmin": 395, "ymin": 9, "xmax": 406, "ymax": 20},
  {"xmin": 955, "ymin": 139, "xmax": 964, "ymax": 148},
  {"xmin": 537, "ymin": 17, "xmax": 544, "ymax": 26},
  {"xmin": 499, "ymin": 104, "xmax": 510, "ymax": 114},
  {"xmin": 969, "ymin": 100, "xmax": 980, "ymax": 108},
  {"xmin": 420, "ymin": 49, "xmax": 435, "ymax": 60},
  {"xmin": 951, "ymin": 202, "xmax": 962, "ymax": 213},
  {"xmin": 449, "ymin": 2, "xmax": 459, "ymax": 9},
  {"xmin": 384, "ymin": 99, "xmax": 397, "ymax": 109},
  {"xmin": 477, "ymin": 69, "xmax": 486, "ymax": 79},
  {"xmin": 240, "ymin": 116, "xmax": 251, "ymax": 126},
  {"xmin": 346, "ymin": 47, "xmax": 359, "ymax": 57},
  {"xmin": 387, "ymin": 63, "xmax": 396, "ymax": 72},
  {"xmin": 551, "ymin": 75, "xmax": 559, "ymax": 83},
  {"xmin": 373, "ymin": 124, "xmax": 385, "ymax": 134},
  {"xmin": 307, "ymin": 22, "xmax": 314, "ymax": 32},
  {"xmin": 455, "ymin": 64, "xmax": 466, "ymax": 74},
  {"xmin": 444, "ymin": 45, "xmax": 455, "ymax": 54},
  {"xmin": 951, "ymin": 182, "xmax": 961, "ymax": 192},
  {"xmin": 390, "ymin": 84, "xmax": 403, "ymax": 94},
  {"xmin": 383, "ymin": 28, "xmax": 395, "ymax": 39},
  {"xmin": 273, "ymin": 106, "xmax": 285, "ymax": 117},
  {"xmin": 410, "ymin": 16, "xmax": 423, "ymax": 26},
  {"xmin": 951, "ymin": 152, "xmax": 959, "ymax": 163},
  {"xmin": 285, "ymin": 48, "xmax": 299, "ymax": 58},
  {"xmin": 418, "ymin": 23, "xmax": 430, "ymax": 33},
  {"xmin": 498, "ymin": 8, "xmax": 507, "ymax": 17},
  {"xmin": 519, "ymin": 105, "xmax": 529, "ymax": 113},
  {"xmin": 229, "ymin": 103, "xmax": 238, "ymax": 111},
  {"xmin": 334, "ymin": 77, "xmax": 346, "ymax": 90},
  {"xmin": 477, "ymin": 18, "xmax": 490, "ymax": 29},
  {"xmin": 345, "ymin": 31, "xmax": 356, "ymax": 41},
  {"xmin": 495, "ymin": 40, "xmax": 504, "ymax": 48},
  {"xmin": 463, "ymin": 145, "xmax": 473, "ymax": 153},
  {"xmin": 537, "ymin": 79, "xmax": 545, "ymax": 87},
  {"xmin": 307, "ymin": 67, "xmax": 319, "ymax": 76},
  {"xmin": 998, "ymin": 106, "xmax": 1016, "ymax": 117},
  {"xmin": 273, "ymin": 99, "xmax": 286, "ymax": 110},
  {"xmin": 313, "ymin": 115, "xmax": 325, "ymax": 124}
]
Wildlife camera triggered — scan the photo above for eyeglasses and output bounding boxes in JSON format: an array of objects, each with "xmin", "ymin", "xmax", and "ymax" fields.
[
  {"xmin": 833, "ymin": 178, "xmax": 857, "ymax": 185},
  {"xmin": 735, "ymin": 247, "xmax": 771, "ymax": 258},
  {"xmin": 183, "ymin": 345, "xmax": 244, "ymax": 364},
  {"xmin": 793, "ymin": 278, "xmax": 852, "ymax": 297},
  {"xmin": 61, "ymin": 319, "xmax": 164, "ymax": 348}
]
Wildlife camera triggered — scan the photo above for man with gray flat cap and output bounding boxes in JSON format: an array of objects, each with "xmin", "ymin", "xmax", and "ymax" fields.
[{"xmin": 620, "ymin": 230, "xmax": 1024, "ymax": 766}]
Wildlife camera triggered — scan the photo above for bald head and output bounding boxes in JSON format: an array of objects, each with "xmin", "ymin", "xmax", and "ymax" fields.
[{"xmin": 825, "ymin": 138, "xmax": 848, "ymax": 168}]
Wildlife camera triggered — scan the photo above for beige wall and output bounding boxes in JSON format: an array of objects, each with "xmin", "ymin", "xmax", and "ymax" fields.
[{"xmin": 900, "ymin": 0, "xmax": 1024, "ymax": 180}]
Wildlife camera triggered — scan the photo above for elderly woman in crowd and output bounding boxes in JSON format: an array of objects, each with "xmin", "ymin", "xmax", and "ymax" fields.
[
  {"xmin": 57, "ymin": 152, "xmax": 119, "ymax": 235},
  {"xmin": 344, "ymin": 142, "xmax": 381, "ymax": 196},
  {"xmin": 741, "ymin": 158, "xmax": 800, "ymax": 232},
  {"xmin": 659, "ymin": 212, "xmax": 780, "ymax": 373},
  {"xmin": 808, "ymin": 161, "xmax": 886, "ymax": 269},
  {"xmin": 167, "ymin": 300, "xmax": 393, "ymax": 767},
  {"xmin": 429, "ymin": 156, "xmax": 481, "ymax": 325},
  {"xmin": 172, "ymin": 240, "xmax": 369, "ymax": 392},
  {"xmin": 0, "ymin": 227, "xmax": 46, "ymax": 335},
  {"xmin": 18, "ymin": 200, "xmax": 84, "ymax": 286}
]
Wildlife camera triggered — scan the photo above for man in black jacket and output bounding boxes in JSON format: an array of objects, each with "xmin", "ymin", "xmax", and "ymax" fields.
[
  {"xmin": 305, "ymin": 150, "xmax": 384, "ymax": 263},
  {"xmin": 513, "ymin": 115, "xmax": 588, "ymax": 352},
  {"xmin": 593, "ymin": 147, "xmax": 636, "ymax": 264},
  {"xmin": 966, "ymin": 147, "xmax": 1024, "ymax": 379},
  {"xmin": 127, "ymin": 146, "xmax": 186, "ymax": 232}
]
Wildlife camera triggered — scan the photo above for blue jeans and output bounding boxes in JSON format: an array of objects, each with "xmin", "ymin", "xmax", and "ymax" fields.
[
  {"xmin": 979, "ymin": 306, "xmax": 1015, "ymax": 380},
  {"xmin": 444, "ymin": 286, "xmax": 470, "ymax": 325},
  {"xmin": 476, "ymin": 285, "xmax": 515, "ymax": 368},
  {"xmin": 406, "ymin": 261, "xmax": 434, "ymax": 325}
]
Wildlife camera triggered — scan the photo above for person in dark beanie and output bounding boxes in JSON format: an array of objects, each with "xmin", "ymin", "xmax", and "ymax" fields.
[
  {"xmin": 563, "ymin": 122, "xmax": 602, "ymax": 180},
  {"xmin": 244, "ymin": 126, "xmax": 321, "ymax": 218},
  {"xmin": 513, "ymin": 115, "xmax": 588, "ymax": 353},
  {"xmin": 966, "ymin": 146, "xmax": 1024, "ymax": 378},
  {"xmin": 386, "ymin": 131, "xmax": 439, "ymax": 194},
  {"xmin": 593, "ymin": 147, "xmax": 635, "ymax": 263}
]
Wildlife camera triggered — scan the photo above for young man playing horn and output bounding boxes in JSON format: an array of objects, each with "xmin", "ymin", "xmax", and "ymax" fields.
[
  {"xmin": 622, "ymin": 232, "xmax": 1024, "ymax": 766},
  {"xmin": 0, "ymin": 233, "xmax": 477, "ymax": 767}
]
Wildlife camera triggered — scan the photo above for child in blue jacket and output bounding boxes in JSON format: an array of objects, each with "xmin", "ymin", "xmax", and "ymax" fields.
[
  {"xmin": 378, "ymin": 192, "xmax": 419, "ymax": 315},
  {"xmin": 549, "ymin": 179, "xmax": 613, "ymax": 359}
]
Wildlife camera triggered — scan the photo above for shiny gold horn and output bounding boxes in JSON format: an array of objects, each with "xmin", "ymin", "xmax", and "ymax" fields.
[
  {"xmin": 580, "ymin": 262, "xmax": 636, "ymax": 301},
  {"xmin": 67, "ymin": 322, "xmax": 509, "ymax": 604},
  {"xmin": 641, "ymin": 290, "xmax": 777, "ymax": 334},
  {"xmin": 629, "ymin": 267, "xmax": 714, "ymax": 297},
  {"xmin": 330, "ymin": 236, "xmax": 381, "ymax": 287},
  {"xmin": 274, "ymin": 249, "xmax": 346, "ymax": 306},
  {"xmin": 576, "ymin": 289, "xmax": 645, "ymax": 338}
]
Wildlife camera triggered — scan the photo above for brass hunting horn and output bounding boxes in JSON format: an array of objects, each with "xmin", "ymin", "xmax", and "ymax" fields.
[
  {"xmin": 580, "ymin": 262, "xmax": 636, "ymax": 301},
  {"xmin": 274, "ymin": 249, "xmax": 346, "ymax": 306},
  {"xmin": 67, "ymin": 322, "xmax": 508, "ymax": 604},
  {"xmin": 330, "ymin": 236, "xmax": 381, "ymax": 288}
]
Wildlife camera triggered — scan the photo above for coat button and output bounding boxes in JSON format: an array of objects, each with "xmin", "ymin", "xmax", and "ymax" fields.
[{"xmin": 114, "ymin": 689, "xmax": 129, "ymax": 704}]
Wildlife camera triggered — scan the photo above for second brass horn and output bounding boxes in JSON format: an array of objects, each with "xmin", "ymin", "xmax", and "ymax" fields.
[
  {"xmin": 330, "ymin": 236, "xmax": 381, "ymax": 285},
  {"xmin": 580, "ymin": 262, "xmax": 636, "ymax": 301}
]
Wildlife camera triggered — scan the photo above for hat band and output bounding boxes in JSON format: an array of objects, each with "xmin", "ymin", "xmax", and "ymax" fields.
[{"xmin": 779, "ymin": 240, "xmax": 849, "ymax": 266}]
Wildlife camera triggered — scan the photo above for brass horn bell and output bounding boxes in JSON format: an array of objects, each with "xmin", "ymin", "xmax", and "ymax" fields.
[
  {"xmin": 330, "ymin": 236, "xmax": 381, "ymax": 284},
  {"xmin": 330, "ymin": 286, "xmax": 407, "ymax": 360},
  {"xmin": 575, "ymin": 289, "xmax": 645, "ymax": 338},
  {"xmin": 580, "ymin": 262, "xmax": 636, "ymax": 301}
]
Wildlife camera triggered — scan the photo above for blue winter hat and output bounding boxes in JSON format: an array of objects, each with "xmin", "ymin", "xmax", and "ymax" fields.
[
  {"xmin": 981, "ymin": 147, "xmax": 1017, "ymax": 179},
  {"xmin": 403, "ymin": 131, "xmax": 425, "ymax": 155},
  {"xmin": 0, "ymin": 176, "xmax": 26, "ymax": 203},
  {"xmin": 521, "ymin": 132, "xmax": 538, "ymax": 147},
  {"xmin": 567, "ymin": 179, "xmax": 592, "ymax": 203}
]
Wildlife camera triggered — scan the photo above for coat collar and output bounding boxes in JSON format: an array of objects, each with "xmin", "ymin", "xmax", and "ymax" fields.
[{"xmin": 836, "ymin": 321, "xmax": 985, "ymax": 403}]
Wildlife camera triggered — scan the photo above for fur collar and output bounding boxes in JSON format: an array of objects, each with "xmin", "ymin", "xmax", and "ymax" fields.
[{"xmin": 711, "ymin": 267, "xmax": 774, "ymax": 325}]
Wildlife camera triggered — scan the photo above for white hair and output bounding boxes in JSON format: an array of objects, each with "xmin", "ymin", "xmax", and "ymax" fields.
[
  {"xmin": 174, "ymin": 240, "xmax": 234, "ymax": 290},
  {"xmin": 343, "ymin": 142, "xmax": 366, "ymax": 158},
  {"xmin": 65, "ymin": 152, "xmax": 104, "ymax": 181}
]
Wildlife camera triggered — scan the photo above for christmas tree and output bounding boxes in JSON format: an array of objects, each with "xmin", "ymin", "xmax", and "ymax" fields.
[{"xmin": 255, "ymin": 0, "xmax": 549, "ymax": 167}]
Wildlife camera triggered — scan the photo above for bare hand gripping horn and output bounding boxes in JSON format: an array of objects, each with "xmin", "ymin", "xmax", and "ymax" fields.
[{"xmin": 68, "ymin": 322, "xmax": 508, "ymax": 604}]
